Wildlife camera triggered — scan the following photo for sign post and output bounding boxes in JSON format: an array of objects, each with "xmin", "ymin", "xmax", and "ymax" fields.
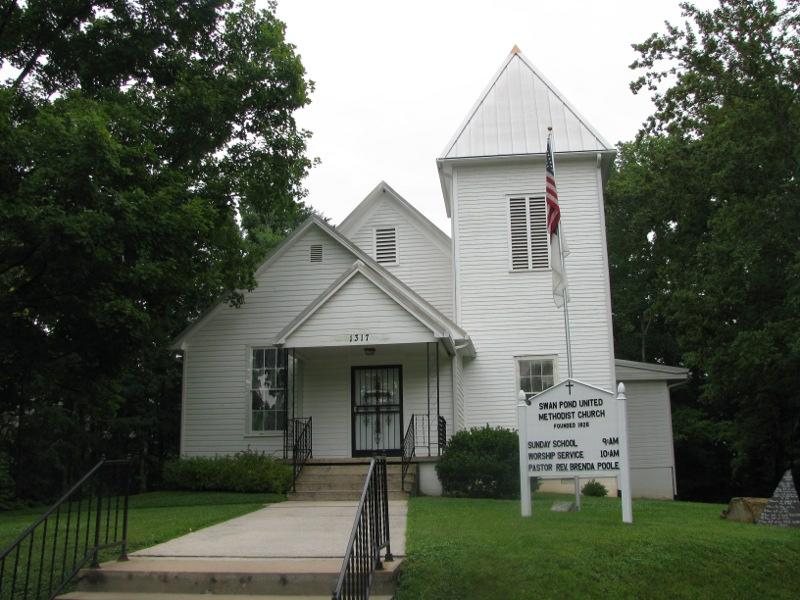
[
  {"xmin": 617, "ymin": 382, "xmax": 633, "ymax": 523},
  {"xmin": 517, "ymin": 378, "xmax": 633, "ymax": 523},
  {"xmin": 518, "ymin": 390, "xmax": 532, "ymax": 517}
]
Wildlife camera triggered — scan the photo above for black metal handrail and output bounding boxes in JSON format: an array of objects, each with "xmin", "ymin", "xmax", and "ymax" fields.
[
  {"xmin": 332, "ymin": 456, "xmax": 392, "ymax": 600},
  {"xmin": 437, "ymin": 415, "xmax": 447, "ymax": 455},
  {"xmin": 0, "ymin": 457, "xmax": 131, "ymax": 600},
  {"xmin": 401, "ymin": 415, "xmax": 416, "ymax": 492},
  {"xmin": 290, "ymin": 417, "xmax": 312, "ymax": 492}
]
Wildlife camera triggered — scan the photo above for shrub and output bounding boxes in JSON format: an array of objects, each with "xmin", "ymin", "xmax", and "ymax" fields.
[
  {"xmin": 582, "ymin": 479, "xmax": 608, "ymax": 497},
  {"xmin": 435, "ymin": 426, "xmax": 521, "ymax": 499},
  {"xmin": 163, "ymin": 450, "xmax": 292, "ymax": 494}
]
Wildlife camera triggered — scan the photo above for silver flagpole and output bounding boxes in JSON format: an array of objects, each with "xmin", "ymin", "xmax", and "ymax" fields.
[
  {"xmin": 550, "ymin": 127, "xmax": 578, "ymax": 511},
  {"xmin": 548, "ymin": 127, "xmax": 573, "ymax": 379}
]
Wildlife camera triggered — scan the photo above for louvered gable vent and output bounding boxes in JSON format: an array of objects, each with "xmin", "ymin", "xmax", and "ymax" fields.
[
  {"xmin": 509, "ymin": 198, "xmax": 529, "ymax": 270},
  {"xmin": 309, "ymin": 244, "xmax": 323, "ymax": 263},
  {"xmin": 509, "ymin": 197, "xmax": 548, "ymax": 270},
  {"xmin": 374, "ymin": 227, "xmax": 398, "ymax": 264}
]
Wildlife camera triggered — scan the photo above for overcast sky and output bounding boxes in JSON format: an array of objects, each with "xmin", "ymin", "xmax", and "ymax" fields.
[{"xmin": 270, "ymin": 0, "xmax": 720, "ymax": 232}]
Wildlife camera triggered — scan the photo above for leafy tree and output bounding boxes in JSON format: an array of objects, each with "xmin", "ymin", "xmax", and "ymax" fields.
[
  {"xmin": 608, "ymin": 0, "xmax": 800, "ymax": 498},
  {"xmin": 0, "ymin": 0, "xmax": 313, "ymax": 499}
]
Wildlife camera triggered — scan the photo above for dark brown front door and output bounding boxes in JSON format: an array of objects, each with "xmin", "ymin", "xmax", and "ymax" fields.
[{"xmin": 351, "ymin": 365, "xmax": 403, "ymax": 456}]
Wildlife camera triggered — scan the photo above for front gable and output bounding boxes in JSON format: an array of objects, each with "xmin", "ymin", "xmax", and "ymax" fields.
[
  {"xmin": 337, "ymin": 182, "xmax": 454, "ymax": 318},
  {"xmin": 338, "ymin": 181, "xmax": 451, "ymax": 257},
  {"xmin": 280, "ymin": 270, "xmax": 439, "ymax": 349},
  {"xmin": 174, "ymin": 216, "xmax": 467, "ymax": 350}
]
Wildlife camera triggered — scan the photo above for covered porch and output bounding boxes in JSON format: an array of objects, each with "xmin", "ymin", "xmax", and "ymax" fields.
[
  {"xmin": 267, "ymin": 260, "xmax": 471, "ymax": 461},
  {"xmin": 286, "ymin": 342, "xmax": 451, "ymax": 459}
]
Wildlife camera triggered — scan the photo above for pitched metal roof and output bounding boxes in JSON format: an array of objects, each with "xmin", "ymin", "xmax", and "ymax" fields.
[
  {"xmin": 614, "ymin": 359, "xmax": 689, "ymax": 382},
  {"xmin": 440, "ymin": 46, "xmax": 613, "ymax": 160}
]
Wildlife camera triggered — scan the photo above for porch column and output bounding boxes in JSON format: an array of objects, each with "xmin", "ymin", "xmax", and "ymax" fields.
[
  {"xmin": 426, "ymin": 342, "xmax": 431, "ymax": 457},
  {"xmin": 436, "ymin": 340, "xmax": 441, "ymax": 455}
]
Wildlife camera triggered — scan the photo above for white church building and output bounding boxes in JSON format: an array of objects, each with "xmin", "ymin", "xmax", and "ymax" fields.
[{"xmin": 173, "ymin": 48, "xmax": 687, "ymax": 499}]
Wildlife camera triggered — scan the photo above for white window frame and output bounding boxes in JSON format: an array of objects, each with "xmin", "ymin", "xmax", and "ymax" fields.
[
  {"xmin": 515, "ymin": 355, "xmax": 558, "ymax": 400},
  {"xmin": 245, "ymin": 346, "xmax": 289, "ymax": 436},
  {"xmin": 373, "ymin": 225, "xmax": 399, "ymax": 266},
  {"xmin": 507, "ymin": 195, "xmax": 550, "ymax": 272}
]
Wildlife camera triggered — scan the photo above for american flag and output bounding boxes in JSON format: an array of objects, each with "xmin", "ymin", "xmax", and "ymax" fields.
[
  {"xmin": 545, "ymin": 135, "xmax": 560, "ymax": 236},
  {"xmin": 546, "ymin": 132, "xmax": 568, "ymax": 307}
]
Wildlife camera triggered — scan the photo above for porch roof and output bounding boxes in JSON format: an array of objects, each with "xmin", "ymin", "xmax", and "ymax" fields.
[{"xmin": 274, "ymin": 261, "xmax": 470, "ymax": 354}]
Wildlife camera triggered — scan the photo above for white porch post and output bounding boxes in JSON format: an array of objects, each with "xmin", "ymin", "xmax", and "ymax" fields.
[
  {"xmin": 436, "ymin": 340, "xmax": 441, "ymax": 455},
  {"xmin": 426, "ymin": 342, "xmax": 431, "ymax": 457}
]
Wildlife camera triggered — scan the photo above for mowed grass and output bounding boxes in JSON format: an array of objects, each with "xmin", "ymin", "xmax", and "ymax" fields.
[
  {"xmin": 0, "ymin": 490, "xmax": 281, "ymax": 562},
  {"xmin": 0, "ymin": 491, "xmax": 280, "ymax": 598},
  {"xmin": 397, "ymin": 494, "xmax": 800, "ymax": 600}
]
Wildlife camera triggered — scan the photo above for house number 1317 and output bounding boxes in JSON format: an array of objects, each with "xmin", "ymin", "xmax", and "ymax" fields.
[{"xmin": 349, "ymin": 333, "xmax": 370, "ymax": 342}]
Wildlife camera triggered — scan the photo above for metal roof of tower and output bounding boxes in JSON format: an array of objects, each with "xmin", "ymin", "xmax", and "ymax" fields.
[{"xmin": 439, "ymin": 46, "xmax": 613, "ymax": 159}]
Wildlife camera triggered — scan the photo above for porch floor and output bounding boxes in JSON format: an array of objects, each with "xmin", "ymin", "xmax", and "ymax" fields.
[{"xmin": 132, "ymin": 500, "xmax": 407, "ymax": 559}]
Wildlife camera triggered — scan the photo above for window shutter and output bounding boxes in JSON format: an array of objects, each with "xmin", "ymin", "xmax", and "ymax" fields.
[
  {"xmin": 509, "ymin": 197, "xmax": 531, "ymax": 270},
  {"xmin": 528, "ymin": 198, "xmax": 549, "ymax": 269},
  {"xmin": 375, "ymin": 227, "xmax": 397, "ymax": 264},
  {"xmin": 309, "ymin": 244, "xmax": 323, "ymax": 263},
  {"xmin": 509, "ymin": 196, "xmax": 548, "ymax": 270}
]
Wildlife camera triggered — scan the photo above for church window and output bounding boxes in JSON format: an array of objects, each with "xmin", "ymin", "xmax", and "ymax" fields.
[
  {"xmin": 517, "ymin": 357, "xmax": 556, "ymax": 399},
  {"xmin": 250, "ymin": 347, "xmax": 288, "ymax": 432}
]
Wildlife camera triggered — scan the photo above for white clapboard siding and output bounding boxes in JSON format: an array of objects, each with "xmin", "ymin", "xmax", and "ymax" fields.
[
  {"xmin": 455, "ymin": 156, "xmax": 614, "ymax": 430},
  {"xmin": 625, "ymin": 380, "xmax": 677, "ymax": 498},
  {"xmin": 284, "ymin": 273, "xmax": 437, "ymax": 348},
  {"xmin": 181, "ymin": 225, "xmax": 366, "ymax": 457},
  {"xmin": 624, "ymin": 380, "xmax": 677, "ymax": 469},
  {"xmin": 340, "ymin": 191, "xmax": 454, "ymax": 318},
  {"xmin": 298, "ymin": 344, "xmax": 453, "ymax": 457}
]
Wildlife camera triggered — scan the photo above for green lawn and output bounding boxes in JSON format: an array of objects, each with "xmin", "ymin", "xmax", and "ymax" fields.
[
  {"xmin": 0, "ymin": 490, "xmax": 281, "ymax": 598},
  {"xmin": 122, "ymin": 491, "xmax": 284, "ymax": 553},
  {"xmin": 0, "ymin": 491, "xmax": 281, "ymax": 554},
  {"xmin": 397, "ymin": 494, "xmax": 800, "ymax": 600}
]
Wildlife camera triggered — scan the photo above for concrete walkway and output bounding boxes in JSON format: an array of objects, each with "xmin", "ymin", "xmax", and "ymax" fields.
[{"xmin": 132, "ymin": 500, "xmax": 407, "ymax": 559}]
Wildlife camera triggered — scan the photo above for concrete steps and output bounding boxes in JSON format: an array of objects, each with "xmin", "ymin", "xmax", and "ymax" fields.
[
  {"xmin": 288, "ymin": 464, "xmax": 415, "ymax": 502},
  {"xmin": 59, "ymin": 557, "xmax": 399, "ymax": 598},
  {"xmin": 288, "ymin": 490, "xmax": 410, "ymax": 501}
]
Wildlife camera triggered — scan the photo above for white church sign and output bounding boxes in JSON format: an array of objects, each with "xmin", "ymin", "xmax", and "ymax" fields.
[{"xmin": 518, "ymin": 378, "xmax": 633, "ymax": 523}]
